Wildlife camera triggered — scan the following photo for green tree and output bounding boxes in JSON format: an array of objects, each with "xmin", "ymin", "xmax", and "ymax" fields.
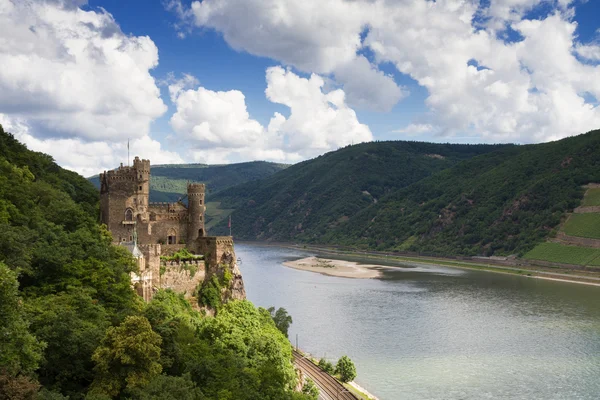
[
  {"xmin": 335, "ymin": 356, "xmax": 356, "ymax": 383},
  {"xmin": 0, "ymin": 262, "xmax": 44, "ymax": 376},
  {"xmin": 25, "ymin": 289, "xmax": 110, "ymax": 397},
  {"xmin": 90, "ymin": 316, "xmax": 162, "ymax": 397},
  {"xmin": 267, "ymin": 307, "xmax": 293, "ymax": 337},
  {"xmin": 124, "ymin": 374, "xmax": 204, "ymax": 400},
  {"xmin": 301, "ymin": 378, "xmax": 319, "ymax": 400},
  {"xmin": 318, "ymin": 358, "xmax": 334, "ymax": 374}
]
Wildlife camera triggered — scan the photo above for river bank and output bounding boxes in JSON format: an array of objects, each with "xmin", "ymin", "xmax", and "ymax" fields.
[{"xmin": 238, "ymin": 241, "xmax": 600, "ymax": 287}]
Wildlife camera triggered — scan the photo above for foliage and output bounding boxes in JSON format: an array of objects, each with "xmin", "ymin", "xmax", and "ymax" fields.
[
  {"xmin": 301, "ymin": 378, "xmax": 319, "ymax": 400},
  {"xmin": 317, "ymin": 358, "xmax": 334, "ymax": 374},
  {"xmin": 335, "ymin": 356, "xmax": 357, "ymax": 383},
  {"xmin": 523, "ymin": 242, "xmax": 600, "ymax": 266},
  {"xmin": 0, "ymin": 370, "xmax": 40, "ymax": 400},
  {"xmin": 563, "ymin": 213, "xmax": 600, "ymax": 239},
  {"xmin": 90, "ymin": 316, "xmax": 162, "ymax": 397},
  {"xmin": 208, "ymin": 130, "xmax": 600, "ymax": 257},
  {"xmin": 25, "ymin": 289, "xmax": 110, "ymax": 397},
  {"xmin": 160, "ymin": 248, "xmax": 203, "ymax": 262},
  {"xmin": 0, "ymin": 263, "xmax": 44, "ymax": 376},
  {"xmin": 267, "ymin": 307, "xmax": 293, "ymax": 337},
  {"xmin": 582, "ymin": 188, "xmax": 600, "ymax": 206},
  {"xmin": 123, "ymin": 374, "xmax": 203, "ymax": 400},
  {"xmin": 197, "ymin": 275, "xmax": 223, "ymax": 310},
  {"xmin": 0, "ymin": 127, "xmax": 313, "ymax": 399},
  {"xmin": 211, "ymin": 141, "xmax": 507, "ymax": 241}
]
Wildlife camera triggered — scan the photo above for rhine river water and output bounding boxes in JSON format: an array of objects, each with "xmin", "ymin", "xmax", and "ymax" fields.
[{"xmin": 235, "ymin": 243, "xmax": 600, "ymax": 400}]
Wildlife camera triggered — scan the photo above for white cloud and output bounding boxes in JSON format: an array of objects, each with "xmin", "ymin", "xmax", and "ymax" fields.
[
  {"xmin": 170, "ymin": 0, "xmax": 600, "ymax": 143},
  {"xmin": 0, "ymin": 0, "xmax": 166, "ymax": 142},
  {"xmin": 168, "ymin": 67, "xmax": 372, "ymax": 163},
  {"xmin": 575, "ymin": 44, "xmax": 600, "ymax": 61},
  {"xmin": 181, "ymin": 0, "xmax": 405, "ymax": 111},
  {"xmin": 333, "ymin": 55, "xmax": 408, "ymax": 112},
  {"xmin": 0, "ymin": 113, "xmax": 183, "ymax": 177}
]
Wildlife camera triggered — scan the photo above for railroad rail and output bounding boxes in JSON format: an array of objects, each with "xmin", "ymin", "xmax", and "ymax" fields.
[{"xmin": 293, "ymin": 350, "xmax": 358, "ymax": 400}]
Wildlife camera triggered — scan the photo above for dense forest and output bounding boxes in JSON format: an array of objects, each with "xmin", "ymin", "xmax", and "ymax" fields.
[
  {"xmin": 209, "ymin": 141, "xmax": 508, "ymax": 241},
  {"xmin": 0, "ymin": 125, "xmax": 312, "ymax": 400},
  {"xmin": 89, "ymin": 161, "xmax": 288, "ymax": 203},
  {"xmin": 209, "ymin": 130, "xmax": 600, "ymax": 256}
]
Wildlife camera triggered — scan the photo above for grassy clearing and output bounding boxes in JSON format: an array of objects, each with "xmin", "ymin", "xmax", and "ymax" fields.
[
  {"xmin": 582, "ymin": 188, "xmax": 600, "ymax": 206},
  {"xmin": 523, "ymin": 242, "xmax": 600, "ymax": 265},
  {"xmin": 563, "ymin": 214, "xmax": 600, "ymax": 239}
]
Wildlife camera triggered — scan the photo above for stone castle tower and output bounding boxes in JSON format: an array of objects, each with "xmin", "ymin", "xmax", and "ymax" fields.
[
  {"xmin": 99, "ymin": 157, "xmax": 245, "ymax": 304},
  {"xmin": 99, "ymin": 156, "xmax": 206, "ymax": 248}
]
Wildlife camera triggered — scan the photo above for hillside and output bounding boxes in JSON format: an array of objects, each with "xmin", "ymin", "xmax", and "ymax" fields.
[
  {"xmin": 89, "ymin": 161, "xmax": 288, "ymax": 202},
  {"xmin": 209, "ymin": 141, "xmax": 509, "ymax": 239},
  {"xmin": 0, "ymin": 126, "xmax": 312, "ymax": 399},
  {"xmin": 210, "ymin": 130, "xmax": 600, "ymax": 257},
  {"xmin": 331, "ymin": 130, "xmax": 600, "ymax": 256}
]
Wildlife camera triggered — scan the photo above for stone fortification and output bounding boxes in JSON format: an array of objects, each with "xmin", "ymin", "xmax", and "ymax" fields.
[
  {"xmin": 99, "ymin": 157, "xmax": 205, "ymax": 246},
  {"xmin": 101, "ymin": 157, "xmax": 245, "ymax": 306}
]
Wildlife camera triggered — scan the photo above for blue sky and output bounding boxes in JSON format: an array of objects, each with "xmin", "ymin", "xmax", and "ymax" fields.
[{"xmin": 1, "ymin": 0, "xmax": 600, "ymax": 175}]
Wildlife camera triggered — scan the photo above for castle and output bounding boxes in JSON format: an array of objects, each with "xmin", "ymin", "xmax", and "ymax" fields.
[
  {"xmin": 99, "ymin": 157, "xmax": 245, "ymax": 304},
  {"xmin": 99, "ymin": 156, "xmax": 206, "ymax": 248}
]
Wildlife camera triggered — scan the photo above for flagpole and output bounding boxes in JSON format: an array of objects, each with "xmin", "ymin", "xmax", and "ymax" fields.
[
  {"xmin": 229, "ymin": 215, "xmax": 232, "ymax": 237},
  {"xmin": 127, "ymin": 139, "xmax": 130, "ymax": 166}
]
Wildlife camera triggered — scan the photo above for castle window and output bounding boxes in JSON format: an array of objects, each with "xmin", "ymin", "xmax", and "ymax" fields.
[
  {"xmin": 167, "ymin": 229, "xmax": 177, "ymax": 245},
  {"xmin": 150, "ymin": 212, "xmax": 156, "ymax": 221},
  {"xmin": 139, "ymin": 186, "xmax": 142, "ymax": 190},
  {"xmin": 125, "ymin": 208, "xmax": 133, "ymax": 221}
]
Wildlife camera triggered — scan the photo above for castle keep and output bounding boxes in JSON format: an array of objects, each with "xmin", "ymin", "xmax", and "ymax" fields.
[
  {"xmin": 99, "ymin": 157, "xmax": 245, "ymax": 304},
  {"xmin": 99, "ymin": 156, "xmax": 205, "ymax": 249}
]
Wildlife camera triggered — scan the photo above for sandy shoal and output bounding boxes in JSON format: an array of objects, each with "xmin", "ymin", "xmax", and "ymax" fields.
[{"xmin": 282, "ymin": 256, "xmax": 383, "ymax": 279}]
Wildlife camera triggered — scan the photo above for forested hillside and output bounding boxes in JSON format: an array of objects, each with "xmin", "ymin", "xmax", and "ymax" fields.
[
  {"xmin": 0, "ymin": 125, "xmax": 311, "ymax": 399},
  {"xmin": 210, "ymin": 141, "xmax": 508, "ymax": 240},
  {"xmin": 89, "ymin": 161, "xmax": 288, "ymax": 202},
  {"xmin": 211, "ymin": 130, "xmax": 600, "ymax": 257}
]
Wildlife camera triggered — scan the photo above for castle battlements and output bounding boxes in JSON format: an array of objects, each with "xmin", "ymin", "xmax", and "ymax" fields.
[{"xmin": 101, "ymin": 157, "xmax": 244, "ymax": 304}]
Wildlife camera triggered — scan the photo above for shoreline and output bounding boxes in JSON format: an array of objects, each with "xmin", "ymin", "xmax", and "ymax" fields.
[{"xmin": 238, "ymin": 240, "xmax": 600, "ymax": 287}]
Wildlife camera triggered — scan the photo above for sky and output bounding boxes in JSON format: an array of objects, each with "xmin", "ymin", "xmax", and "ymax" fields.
[{"xmin": 0, "ymin": 0, "xmax": 599, "ymax": 176}]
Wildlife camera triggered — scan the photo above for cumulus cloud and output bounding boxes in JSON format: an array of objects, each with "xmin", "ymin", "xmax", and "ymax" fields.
[
  {"xmin": 0, "ymin": 114, "xmax": 183, "ymax": 177},
  {"xmin": 0, "ymin": 0, "xmax": 166, "ymax": 140},
  {"xmin": 0, "ymin": 0, "xmax": 170, "ymax": 174},
  {"xmin": 171, "ymin": 0, "xmax": 600, "ymax": 143},
  {"xmin": 179, "ymin": 0, "xmax": 405, "ymax": 111},
  {"xmin": 168, "ymin": 67, "xmax": 373, "ymax": 163}
]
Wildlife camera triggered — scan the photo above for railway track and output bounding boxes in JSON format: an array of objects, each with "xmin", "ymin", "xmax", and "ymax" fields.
[{"xmin": 293, "ymin": 350, "xmax": 358, "ymax": 400}]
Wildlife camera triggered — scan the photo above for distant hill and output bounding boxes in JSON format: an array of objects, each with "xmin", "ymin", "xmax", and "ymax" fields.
[
  {"xmin": 210, "ymin": 130, "xmax": 600, "ymax": 257},
  {"xmin": 209, "ymin": 141, "xmax": 510, "ymax": 241},
  {"xmin": 89, "ymin": 161, "xmax": 289, "ymax": 202}
]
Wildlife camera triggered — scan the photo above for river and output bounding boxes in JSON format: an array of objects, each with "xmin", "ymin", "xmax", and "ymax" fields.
[{"xmin": 235, "ymin": 243, "xmax": 600, "ymax": 400}]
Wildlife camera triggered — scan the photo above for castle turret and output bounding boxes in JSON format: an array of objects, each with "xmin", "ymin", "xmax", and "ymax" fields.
[{"xmin": 187, "ymin": 183, "xmax": 206, "ymax": 245}]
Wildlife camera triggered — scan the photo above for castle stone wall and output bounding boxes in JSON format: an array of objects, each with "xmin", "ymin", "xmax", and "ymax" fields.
[{"xmin": 160, "ymin": 260, "xmax": 206, "ymax": 298}]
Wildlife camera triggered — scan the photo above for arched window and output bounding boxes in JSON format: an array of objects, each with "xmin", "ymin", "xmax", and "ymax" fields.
[
  {"xmin": 149, "ymin": 212, "xmax": 156, "ymax": 221},
  {"xmin": 198, "ymin": 228, "xmax": 205, "ymax": 237},
  {"xmin": 125, "ymin": 208, "xmax": 133, "ymax": 221},
  {"xmin": 167, "ymin": 228, "xmax": 177, "ymax": 245}
]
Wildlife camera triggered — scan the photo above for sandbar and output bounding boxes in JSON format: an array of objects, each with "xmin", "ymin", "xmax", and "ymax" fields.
[{"xmin": 283, "ymin": 256, "xmax": 383, "ymax": 279}]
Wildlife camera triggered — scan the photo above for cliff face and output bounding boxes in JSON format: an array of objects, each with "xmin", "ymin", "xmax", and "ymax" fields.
[
  {"xmin": 132, "ymin": 237, "xmax": 246, "ymax": 310},
  {"xmin": 194, "ymin": 236, "xmax": 246, "ymax": 315}
]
